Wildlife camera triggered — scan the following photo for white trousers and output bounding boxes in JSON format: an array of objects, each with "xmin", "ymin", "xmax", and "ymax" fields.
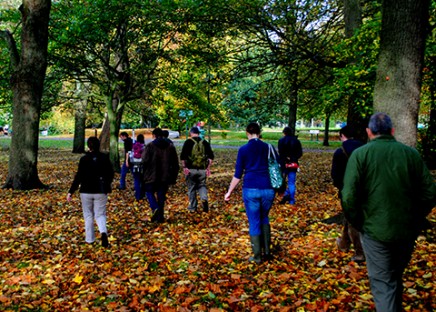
[{"xmin": 80, "ymin": 193, "xmax": 108, "ymax": 243}]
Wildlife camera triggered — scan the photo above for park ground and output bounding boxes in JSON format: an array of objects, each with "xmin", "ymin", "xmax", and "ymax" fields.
[{"xmin": 0, "ymin": 144, "xmax": 435, "ymax": 311}]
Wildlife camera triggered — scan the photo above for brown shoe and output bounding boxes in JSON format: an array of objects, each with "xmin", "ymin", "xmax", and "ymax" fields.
[{"xmin": 336, "ymin": 237, "xmax": 349, "ymax": 252}]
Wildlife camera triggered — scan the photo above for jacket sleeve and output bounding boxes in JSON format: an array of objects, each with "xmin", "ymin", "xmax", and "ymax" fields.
[
  {"xmin": 68, "ymin": 157, "xmax": 85, "ymax": 194},
  {"xmin": 331, "ymin": 149, "xmax": 346, "ymax": 190},
  {"xmin": 341, "ymin": 153, "xmax": 364, "ymax": 231}
]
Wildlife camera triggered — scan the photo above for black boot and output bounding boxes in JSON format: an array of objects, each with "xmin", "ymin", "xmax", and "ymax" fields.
[
  {"xmin": 261, "ymin": 224, "xmax": 272, "ymax": 260},
  {"xmin": 202, "ymin": 200, "xmax": 209, "ymax": 212},
  {"xmin": 249, "ymin": 235, "xmax": 262, "ymax": 264},
  {"xmin": 279, "ymin": 195, "xmax": 290, "ymax": 204}
]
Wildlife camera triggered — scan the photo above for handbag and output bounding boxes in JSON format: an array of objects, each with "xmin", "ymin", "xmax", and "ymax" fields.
[{"xmin": 268, "ymin": 144, "xmax": 283, "ymax": 189}]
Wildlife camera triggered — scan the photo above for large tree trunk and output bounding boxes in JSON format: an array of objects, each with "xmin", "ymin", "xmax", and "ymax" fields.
[
  {"xmin": 99, "ymin": 95, "xmax": 124, "ymax": 173},
  {"xmin": 344, "ymin": 0, "xmax": 368, "ymax": 142},
  {"xmin": 373, "ymin": 0, "xmax": 430, "ymax": 147},
  {"xmin": 2, "ymin": 0, "xmax": 51, "ymax": 190},
  {"xmin": 72, "ymin": 81, "xmax": 87, "ymax": 154}
]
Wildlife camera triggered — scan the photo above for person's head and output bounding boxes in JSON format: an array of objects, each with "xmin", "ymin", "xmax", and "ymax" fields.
[
  {"xmin": 190, "ymin": 126, "xmax": 200, "ymax": 137},
  {"xmin": 136, "ymin": 134, "xmax": 145, "ymax": 144},
  {"xmin": 367, "ymin": 113, "xmax": 394, "ymax": 138},
  {"xmin": 339, "ymin": 125, "xmax": 355, "ymax": 141},
  {"xmin": 87, "ymin": 136, "xmax": 100, "ymax": 152},
  {"xmin": 246, "ymin": 122, "xmax": 261, "ymax": 136},
  {"xmin": 282, "ymin": 126, "xmax": 292, "ymax": 136},
  {"xmin": 162, "ymin": 130, "xmax": 169, "ymax": 138},
  {"xmin": 119, "ymin": 131, "xmax": 129, "ymax": 140},
  {"xmin": 152, "ymin": 128, "xmax": 163, "ymax": 138}
]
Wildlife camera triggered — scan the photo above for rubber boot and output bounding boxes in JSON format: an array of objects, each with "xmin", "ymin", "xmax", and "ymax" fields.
[
  {"xmin": 261, "ymin": 224, "xmax": 272, "ymax": 260},
  {"xmin": 202, "ymin": 200, "xmax": 209, "ymax": 213},
  {"xmin": 249, "ymin": 235, "xmax": 262, "ymax": 264}
]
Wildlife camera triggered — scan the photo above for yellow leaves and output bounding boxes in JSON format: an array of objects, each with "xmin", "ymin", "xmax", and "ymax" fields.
[
  {"xmin": 0, "ymin": 149, "xmax": 435, "ymax": 311},
  {"xmin": 72, "ymin": 274, "xmax": 83, "ymax": 284}
]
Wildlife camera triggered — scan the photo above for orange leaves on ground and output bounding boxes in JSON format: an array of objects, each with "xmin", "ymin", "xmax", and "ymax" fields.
[{"xmin": 0, "ymin": 148, "xmax": 435, "ymax": 311}]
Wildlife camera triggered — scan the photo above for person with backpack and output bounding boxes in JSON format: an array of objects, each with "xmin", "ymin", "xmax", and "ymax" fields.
[
  {"xmin": 180, "ymin": 126, "xmax": 214, "ymax": 213},
  {"xmin": 331, "ymin": 125, "xmax": 365, "ymax": 262},
  {"xmin": 67, "ymin": 137, "xmax": 114, "ymax": 247},
  {"xmin": 131, "ymin": 134, "xmax": 145, "ymax": 200},
  {"xmin": 142, "ymin": 128, "xmax": 179, "ymax": 223},
  {"xmin": 278, "ymin": 126, "xmax": 303, "ymax": 205}
]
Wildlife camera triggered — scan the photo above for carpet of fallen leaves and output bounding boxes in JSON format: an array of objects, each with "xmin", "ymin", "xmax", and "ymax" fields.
[{"xmin": 0, "ymin": 148, "xmax": 435, "ymax": 312}]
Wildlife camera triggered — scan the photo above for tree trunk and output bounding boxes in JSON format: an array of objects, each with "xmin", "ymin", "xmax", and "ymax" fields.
[
  {"xmin": 3, "ymin": 0, "xmax": 51, "ymax": 190},
  {"xmin": 323, "ymin": 114, "xmax": 330, "ymax": 146},
  {"xmin": 344, "ymin": 0, "xmax": 368, "ymax": 142},
  {"xmin": 99, "ymin": 95, "xmax": 124, "ymax": 173},
  {"xmin": 72, "ymin": 81, "xmax": 87, "ymax": 154},
  {"xmin": 373, "ymin": 0, "xmax": 430, "ymax": 147}
]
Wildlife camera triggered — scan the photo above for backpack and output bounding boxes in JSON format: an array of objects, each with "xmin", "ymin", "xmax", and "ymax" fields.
[
  {"xmin": 130, "ymin": 142, "xmax": 144, "ymax": 173},
  {"xmin": 189, "ymin": 138, "xmax": 207, "ymax": 169}
]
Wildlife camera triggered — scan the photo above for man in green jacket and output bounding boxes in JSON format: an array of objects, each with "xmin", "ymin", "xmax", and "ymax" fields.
[{"xmin": 342, "ymin": 113, "xmax": 436, "ymax": 312}]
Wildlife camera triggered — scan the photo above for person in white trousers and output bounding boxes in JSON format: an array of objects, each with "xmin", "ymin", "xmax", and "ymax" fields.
[{"xmin": 67, "ymin": 137, "xmax": 114, "ymax": 247}]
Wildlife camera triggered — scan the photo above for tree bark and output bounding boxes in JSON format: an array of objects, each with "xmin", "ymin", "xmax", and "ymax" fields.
[
  {"xmin": 72, "ymin": 81, "xmax": 87, "ymax": 154},
  {"xmin": 373, "ymin": 0, "xmax": 430, "ymax": 147},
  {"xmin": 343, "ymin": 0, "xmax": 368, "ymax": 142},
  {"xmin": 3, "ymin": 0, "xmax": 51, "ymax": 190}
]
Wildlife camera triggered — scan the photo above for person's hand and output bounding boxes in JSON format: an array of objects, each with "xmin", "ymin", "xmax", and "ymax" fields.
[
  {"xmin": 206, "ymin": 167, "xmax": 211, "ymax": 177},
  {"xmin": 183, "ymin": 168, "xmax": 190, "ymax": 175},
  {"xmin": 224, "ymin": 191, "xmax": 231, "ymax": 201},
  {"xmin": 67, "ymin": 193, "xmax": 72, "ymax": 202}
]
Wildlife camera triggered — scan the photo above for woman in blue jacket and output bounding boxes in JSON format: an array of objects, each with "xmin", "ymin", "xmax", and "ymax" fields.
[{"xmin": 224, "ymin": 122, "xmax": 276, "ymax": 263}]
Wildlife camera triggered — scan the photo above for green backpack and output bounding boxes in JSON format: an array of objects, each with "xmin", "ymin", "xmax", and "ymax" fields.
[{"xmin": 189, "ymin": 138, "xmax": 207, "ymax": 168}]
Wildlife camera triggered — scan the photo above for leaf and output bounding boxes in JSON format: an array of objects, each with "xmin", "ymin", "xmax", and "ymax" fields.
[{"xmin": 72, "ymin": 274, "xmax": 83, "ymax": 284}]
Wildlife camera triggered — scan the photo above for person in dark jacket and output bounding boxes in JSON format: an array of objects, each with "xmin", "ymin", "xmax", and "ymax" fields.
[
  {"xmin": 331, "ymin": 125, "xmax": 365, "ymax": 262},
  {"xmin": 142, "ymin": 128, "xmax": 179, "ymax": 223},
  {"xmin": 67, "ymin": 137, "xmax": 114, "ymax": 247},
  {"xmin": 278, "ymin": 127, "xmax": 303, "ymax": 204},
  {"xmin": 342, "ymin": 113, "xmax": 436, "ymax": 312},
  {"xmin": 180, "ymin": 127, "xmax": 214, "ymax": 213},
  {"xmin": 132, "ymin": 134, "xmax": 145, "ymax": 200}
]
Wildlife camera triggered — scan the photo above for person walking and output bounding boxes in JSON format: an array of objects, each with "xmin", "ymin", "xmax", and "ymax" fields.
[
  {"xmin": 67, "ymin": 137, "xmax": 114, "ymax": 247},
  {"xmin": 278, "ymin": 126, "xmax": 303, "ymax": 204},
  {"xmin": 224, "ymin": 122, "xmax": 276, "ymax": 263},
  {"xmin": 142, "ymin": 128, "xmax": 179, "ymax": 223},
  {"xmin": 342, "ymin": 113, "xmax": 436, "ymax": 311},
  {"xmin": 131, "ymin": 134, "xmax": 145, "ymax": 200},
  {"xmin": 180, "ymin": 126, "xmax": 214, "ymax": 213},
  {"xmin": 118, "ymin": 131, "xmax": 133, "ymax": 190},
  {"xmin": 331, "ymin": 125, "xmax": 365, "ymax": 262}
]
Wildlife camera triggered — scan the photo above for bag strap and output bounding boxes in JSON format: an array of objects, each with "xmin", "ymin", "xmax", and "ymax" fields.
[
  {"xmin": 341, "ymin": 146, "xmax": 349, "ymax": 159},
  {"xmin": 268, "ymin": 144, "xmax": 276, "ymax": 160}
]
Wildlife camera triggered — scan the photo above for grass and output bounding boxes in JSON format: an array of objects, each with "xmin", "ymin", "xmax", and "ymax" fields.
[{"xmin": 0, "ymin": 128, "xmax": 342, "ymax": 151}]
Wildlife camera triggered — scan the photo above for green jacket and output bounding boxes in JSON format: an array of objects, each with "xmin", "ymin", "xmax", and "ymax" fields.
[{"xmin": 342, "ymin": 135, "xmax": 436, "ymax": 243}]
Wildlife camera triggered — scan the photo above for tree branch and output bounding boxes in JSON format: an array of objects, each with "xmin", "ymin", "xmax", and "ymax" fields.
[{"xmin": 0, "ymin": 29, "xmax": 20, "ymax": 69}]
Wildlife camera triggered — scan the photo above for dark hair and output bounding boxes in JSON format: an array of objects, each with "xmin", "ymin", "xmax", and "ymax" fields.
[
  {"xmin": 246, "ymin": 122, "xmax": 261, "ymax": 135},
  {"xmin": 87, "ymin": 136, "xmax": 100, "ymax": 152},
  {"xmin": 190, "ymin": 127, "xmax": 200, "ymax": 134},
  {"xmin": 152, "ymin": 128, "xmax": 163, "ymax": 138},
  {"xmin": 368, "ymin": 113, "xmax": 392, "ymax": 135},
  {"xmin": 339, "ymin": 125, "xmax": 355, "ymax": 139},
  {"xmin": 282, "ymin": 126, "xmax": 292, "ymax": 136},
  {"xmin": 162, "ymin": 130, "xmax": 169, "ymax": 138},
  {"xmin": 136, "ymin": 134, "xmax": 145, "ymax": 144},
  {"xmin": 119, "ymin": 131, "xmax": 128, "ymax": 137}
]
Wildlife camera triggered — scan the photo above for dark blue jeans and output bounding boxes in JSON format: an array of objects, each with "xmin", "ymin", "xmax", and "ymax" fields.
[
  {"xmin": 284, "ymin": 171, "xmax": 297, "ymax": 204},
  {"xmin": 242, "ymin": 188, "xmax": 275, "ymax": 236},
  {"xmin": 133, "ymin": 171, "xmax": 144, "ymax": 200},
  {"xmin": 119, "ymin": 162, "xmax": 131, "ymax": 189},
  {"xmin": 145, "ymin": 183, "xmax": 169, "ymax": 221}
]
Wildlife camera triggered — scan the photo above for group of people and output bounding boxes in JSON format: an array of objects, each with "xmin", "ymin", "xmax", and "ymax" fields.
[{"xmin": 67, "ymin": 113, "xmax": 436, "ymax": 312}]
